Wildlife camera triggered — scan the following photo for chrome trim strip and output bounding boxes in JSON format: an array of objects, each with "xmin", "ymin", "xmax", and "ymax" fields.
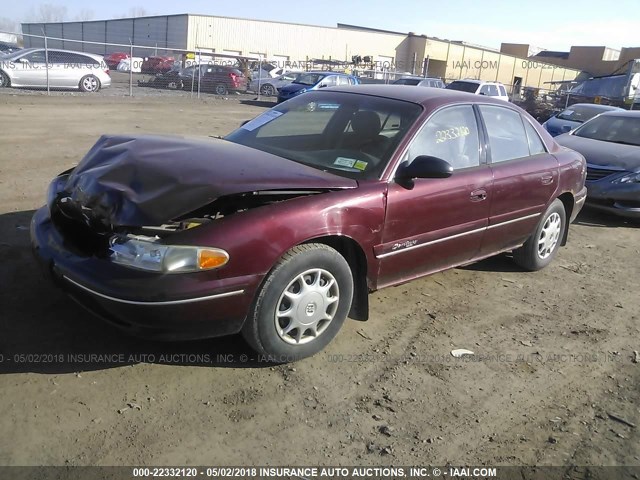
[
  {"xmin": 376, "ymin": 212, "xmax": 541, "ymax": 259},
  {"xmin": 486, "ymin": 212, "xmax": 540, "ymax": 229},
  {"xmin": 377, "ymin": 226, "xmax": 486, "ymax": 259},
  {"xmin": 63, "ymin": 276, "xmax": 244, "ymax": 306}
]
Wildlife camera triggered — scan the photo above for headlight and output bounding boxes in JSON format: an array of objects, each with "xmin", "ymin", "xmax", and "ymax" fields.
[
  {"xmin": 613, "ymin": 172, "xmax": 640, "ymax": 184},
  {"xmin": 109, "ymin": 236, "xmax": 229, "ymax": 273}
]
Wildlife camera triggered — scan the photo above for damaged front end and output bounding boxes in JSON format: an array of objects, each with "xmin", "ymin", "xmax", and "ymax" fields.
[{"xmin": 44, "ymin": 134, "xmax": 356, "ymax": 265}]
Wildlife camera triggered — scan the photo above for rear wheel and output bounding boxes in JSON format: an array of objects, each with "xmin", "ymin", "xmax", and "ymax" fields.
[
  {"xmin": 79, "ymin": 75, "xmax": 100, "ymax": 92},
  {"xmin": 513, "ymin": 198, "xmax": 566, "ymax": 271},
  {"xmin": 0, "ymin": 71, "xmax": 10, "ymax": 88},
  {"xmin": 242, "ymin": 244, "xmax": 354, "ymax": 362},
  {"xmin": 214, "ymin": 83, "xmax": 228, "ymax": 95}
]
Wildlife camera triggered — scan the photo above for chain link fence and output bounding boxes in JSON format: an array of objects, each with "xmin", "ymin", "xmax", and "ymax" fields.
[{"xmin": 2, "ymin": 28, "xmax": 624, "ymax": 122}]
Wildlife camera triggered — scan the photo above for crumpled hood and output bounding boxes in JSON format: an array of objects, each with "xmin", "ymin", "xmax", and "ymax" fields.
[
  {"xmin": 556, "ymin": 134, "xmax": 640, "ymax": 171},
  {"xmin": 60, "ymin": 134, "xmax": 357, "ymax": 229}
]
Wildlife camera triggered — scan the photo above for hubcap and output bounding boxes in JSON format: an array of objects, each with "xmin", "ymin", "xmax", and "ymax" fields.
[
  {"xmin": 274, "ymin": 268, "xmax": 339, "ymax": 345},
  {"xmin": 537, "ymin": 212, "xmax": 562, "ymax": 259},
  {"xmin": 83, "ymin": 76, "xmax": 98, "ymax": 91}
]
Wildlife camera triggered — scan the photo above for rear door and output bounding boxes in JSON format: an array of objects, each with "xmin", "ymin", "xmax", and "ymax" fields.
[
  {"xmin": 476, "ymin": 104, "xmax": 559, "ymax": 255},
  {"xmin": 377, "ymin": 104, "xmax": 492, "ymax": 287}
]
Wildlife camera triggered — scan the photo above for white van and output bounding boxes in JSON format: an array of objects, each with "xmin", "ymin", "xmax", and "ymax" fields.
[{"xmin": 446, "ymin": 79, "xmax": 510, "ymax": 101}]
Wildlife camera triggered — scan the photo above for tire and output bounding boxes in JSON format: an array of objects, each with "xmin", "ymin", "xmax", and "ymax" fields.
[
  {"xmin": 79, "ymin": 75, "xmax": 100, "ymax": 92},
  {"xmin": 260, "ymin": 84, "xmax": 275, "ymax": 96},
  {"xmin": 0, "ymin": 71, "xmax": 10, "ymax": 88},
  {"xmin": 513, "ymin": 198, "xmax": 566, "ymax": 271},
  {"xmin": 242, "ymin": 243, "xmax": 354, "ymax": 362},
  {"xmin": 214, "ymin": 83, "xmax": 228, "ymax": 95}
]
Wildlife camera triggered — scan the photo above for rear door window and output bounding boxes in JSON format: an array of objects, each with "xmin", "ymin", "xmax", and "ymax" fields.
[{"xmin": 479, "ymin": 105, "xmax": 530, "ymax": 162}]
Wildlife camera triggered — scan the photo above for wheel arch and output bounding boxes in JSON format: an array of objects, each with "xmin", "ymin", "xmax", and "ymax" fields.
[
  {"xmin": 557, "ymin": 192, "xmax": 574, "ymax": 246},
  {"xmin": 302, "ymin": 235, "xmax": 370, "ymax": 321}
]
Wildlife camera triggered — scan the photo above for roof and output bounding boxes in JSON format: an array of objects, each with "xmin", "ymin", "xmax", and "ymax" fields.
[
  {"xmin": 328, "ymin": 84, "xmax": 513, "ymax": 109},
  {"xmin": 598, "ymin": 110, "xmax": 640, "ymax": 118},
  {"xmin": 533, "ymin": 51, "xmax": 570, "ymax": 59}
]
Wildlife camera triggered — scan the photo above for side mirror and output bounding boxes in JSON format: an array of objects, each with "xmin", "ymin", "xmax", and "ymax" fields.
[
  {"xmin": 19, "ymin": 58, "xmax": 29, "ymax": 63},
  {"xmin": 397, "ymin": 156, "xmax": 453, "ymax": 184},
  {"xmin": 318, "ymin": 83, "xmax": 327, "ymax": 88}
]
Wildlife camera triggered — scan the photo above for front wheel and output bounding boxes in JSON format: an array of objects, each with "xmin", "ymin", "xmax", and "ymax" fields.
[
  {"xmin": 0, "ymin": 71, "xmax": 11, "ymax": 88},
  {"xmin": 79, "ymin": 75, "xmax": 100, "ymax": 92},
  {"xmin": 242, "ymin": 244, "xmax": 354, "ymax": 362},
  {"xmin": 513, "ymin": 198, "xmax": 566, "ymax": 271}
]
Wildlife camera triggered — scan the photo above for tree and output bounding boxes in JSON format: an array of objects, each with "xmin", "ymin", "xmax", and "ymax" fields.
[
  {"xmin": 26, "ymin": 3, "xmax": 68, "ymax": 22},
  {"xmin": 128, "ymin": 7, "xmax": 148, "ymax": 18},
  {"xmin": 74, "ymin": 9, "xmax": 95, "ymax": 21},
  {"xmin": 0, "ymin": 17, "xmax": 19, "ymax": 33}
]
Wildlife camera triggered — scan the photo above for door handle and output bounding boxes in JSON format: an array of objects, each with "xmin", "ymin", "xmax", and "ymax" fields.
[
  {"xmin": 470, "ymin": 189, "xmax": 487, "ymax": 202},
  {"xmin": 541, "ymin": 173, "xmax": 554, "ymax": 185}
]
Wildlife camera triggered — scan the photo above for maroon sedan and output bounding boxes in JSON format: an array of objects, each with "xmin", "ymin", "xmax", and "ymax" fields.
[
  {"xmin": 141, "ymin": 56, "xmax": 175, "ymax": 74},
  {"xmin": 31, "ymin": 86, "xmax": 587, "ymax": 361}
]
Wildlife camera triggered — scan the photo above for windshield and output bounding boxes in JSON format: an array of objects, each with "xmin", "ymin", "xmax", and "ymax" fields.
[
  {"xmin": 293, "ymin": 73, "xmax": 325, "ymax": 86},
  {"xmin": 573, "ymin": 115, "xmax": 640, "ymax": 146},
  {"xmin": 445, "ymin": 81, "xmax": 479, "ymax": 93},
  {"xmin": 394, "ymin": 78, "xmax": 421, "ymax": 86},
  {"xmin": 556, "ymin": 105, "xmax": 615, "ymax": 123},
  {"xmin": 225, "ymin": 91, "xmax": 423, "ymax": 180}
]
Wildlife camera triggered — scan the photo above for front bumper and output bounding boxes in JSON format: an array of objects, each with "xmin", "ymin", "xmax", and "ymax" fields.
[
  {"xmin": 30, "ymin": 206, "xmax": 262, "ymax": 340},
  {"xmin": 585, "ymin": 179, "xmax": 640, "ymax": 218}
]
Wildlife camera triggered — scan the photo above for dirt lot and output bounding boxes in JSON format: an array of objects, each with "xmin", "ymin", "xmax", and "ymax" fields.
[{"xmin": 0, "ymin": 91, "xmax": 639, "ymax": 471}]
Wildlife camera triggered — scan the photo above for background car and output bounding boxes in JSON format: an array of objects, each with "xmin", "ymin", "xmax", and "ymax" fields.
[
  {"xmin": 104, "ymin": 52, "xmax": 130, "ymax": 69},
  {"xmin": 555, "ymin": 110, "xmax": 640, "ymax": 218},
  {"xmin": 542, "ymin": 103, "xmax": 623, "ymax": 136},
  {"xmin": 0, "ymin": 41, "xmax": 21, "ymax": 54},
  {"xmin": 0, "ymin": 48, "xmax": 110, "ymax": 92},
  {"xmin": 141, "ymin": 56, "xmax": 176, "ymax": 74},
  {"xmin": 446, "ymin": 79, "xmax": 509, "ymax": 101},
  {"xmin": 277, "ymin": 71, "xmax": 359, "ymax": 103},
  {"xmin": 116, "ymin": 57, "xmax": 143, "ymax": 73},
  {"xmin": 32, "ymin": 86, "xmax": 585, "ymax": 361},
  {"xmin": 197, "ymin": 65, "xmax": 247, "ymax": 94},
  {"xmin": 249, "ymin": 72, "xmax": 300, "ymax": 96},
  {"xmin": 393, "ymin": 76, "xmax": 445, "ymax": 88}
]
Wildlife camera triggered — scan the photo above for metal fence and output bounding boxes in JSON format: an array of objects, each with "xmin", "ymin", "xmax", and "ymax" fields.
[{"xmin": 2, "ymin": 28, "xmax": 621, "ymax": 122}]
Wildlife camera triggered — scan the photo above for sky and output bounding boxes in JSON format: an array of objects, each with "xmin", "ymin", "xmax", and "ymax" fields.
[{"xmin": 2, "ymin": 0, "xmax": 638, "ymax": 52}]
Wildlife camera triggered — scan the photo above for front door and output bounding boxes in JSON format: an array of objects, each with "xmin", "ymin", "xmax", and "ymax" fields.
[{"xmin": 377, "ymin": 104, "xmax": 492, "ymax": 288}]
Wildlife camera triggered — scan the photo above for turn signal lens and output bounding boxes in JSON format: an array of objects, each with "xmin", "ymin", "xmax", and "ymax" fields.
[{"xmin": 198, "ymin": 249, "xmax": 229, "ymax": 270}]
